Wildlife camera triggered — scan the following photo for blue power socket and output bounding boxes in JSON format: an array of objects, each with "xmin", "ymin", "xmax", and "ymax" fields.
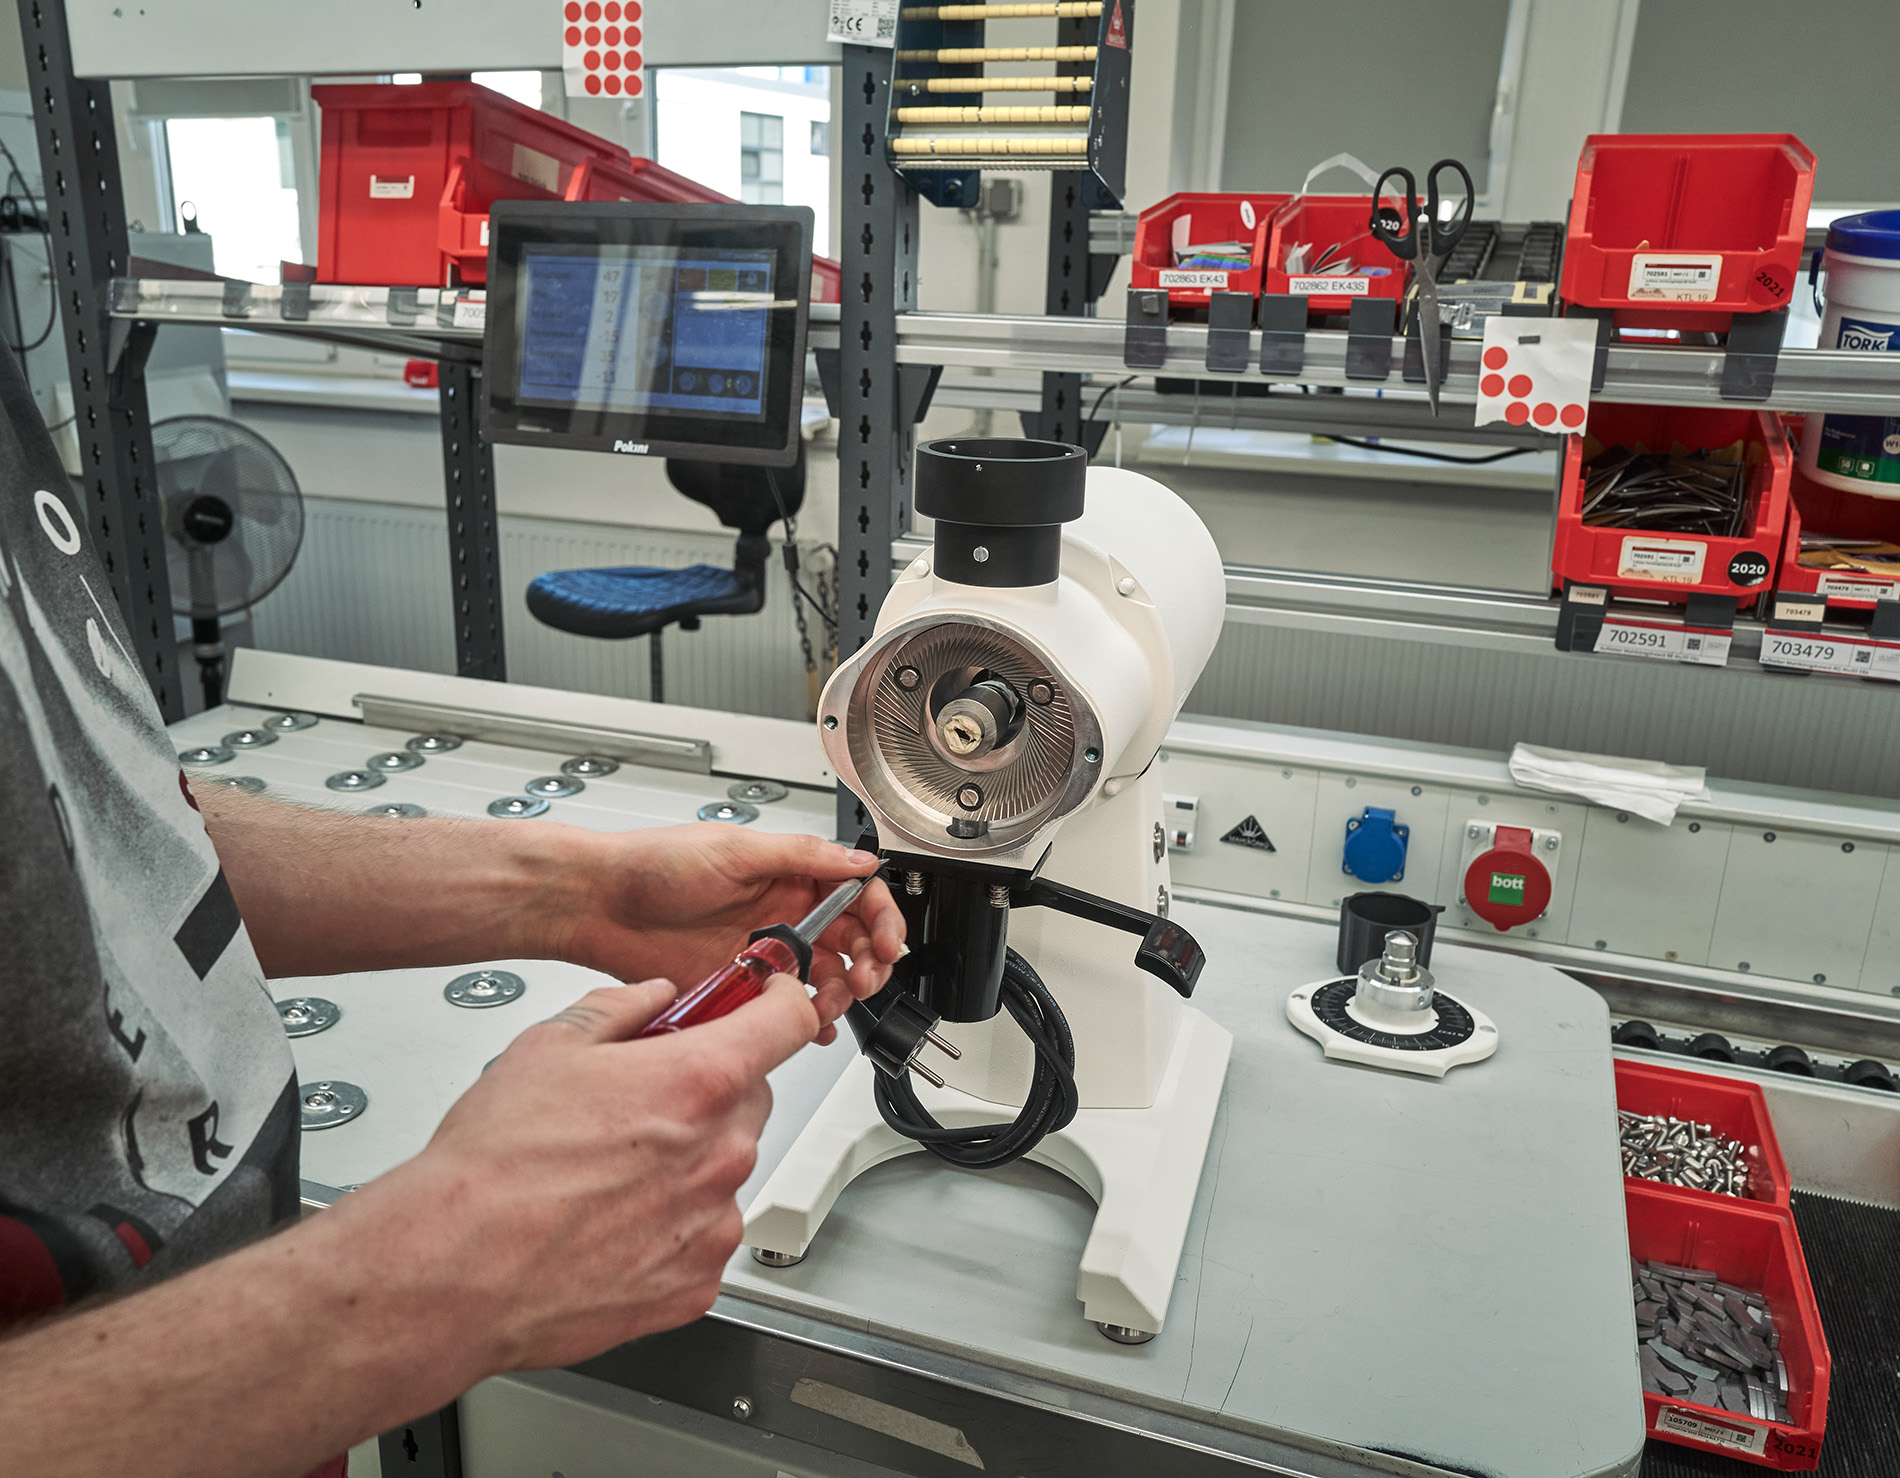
[{"xmin": 1343, "ymin": 806, "xmax": 1409, "ymax": 884}]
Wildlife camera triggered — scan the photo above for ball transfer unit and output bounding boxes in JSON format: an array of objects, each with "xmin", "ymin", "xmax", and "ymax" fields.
[{"xmin": 742, "ymin": 438, "xmax": 1233, "ymax": 1343}]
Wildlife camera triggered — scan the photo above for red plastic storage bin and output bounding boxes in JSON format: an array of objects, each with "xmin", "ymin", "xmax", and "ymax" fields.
[
  {"xmin": 1130, "ymin": 192, "xmax": 1287, "ymax": 313},
  {"xmin": 1560, "ymin": 134, "xmax": 1816, "ymax": 333},
  {"xmin": 1625, "ymin": 1182, "xmax": 1830, "ymax": 1469},
  {"xmin": 1262, "ymin": 194, "xmax": 1410, "ymax": 318},
  {"xmin": 1552, "ymin": 403, "xmax": 1792, "ymax": 605},
  {"xmin": 313, "ymin": 81, "xmax": 723, "ymax": 287},
  {"xmin": 810, "ymin": 254, "xmax": 841, "ymax": 305},
  {"xmin": 1614, "ymin": 1060, "xmax": 1791, "ymax": 1207},
  {"xmin": 1776, "ymin": 464, "xmax": 1900, "ymax": 610}
]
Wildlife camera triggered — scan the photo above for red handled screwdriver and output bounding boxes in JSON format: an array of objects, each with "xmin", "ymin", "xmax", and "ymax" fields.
[{"xmin": 635, "ymin": 876, "xmax": 870, "ymax": 1037}]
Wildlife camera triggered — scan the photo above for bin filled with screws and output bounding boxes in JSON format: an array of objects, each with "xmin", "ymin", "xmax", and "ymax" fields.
[
  {"xmin": 1614, "ymin": 1061, "xmax": 1790, "ymax": 1207},
  {"xmin": 1620, "ymin": 1110, "xmax": 1749, "ymax": 1196},
  {"xmin": 1625, "ymin": 1182, "xmax": 1829, "ymax": 1470}
]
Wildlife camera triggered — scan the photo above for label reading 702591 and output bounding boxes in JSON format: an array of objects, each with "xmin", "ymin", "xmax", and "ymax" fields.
[{"xmin": 1593, "ymin": 619, "xmax": 1731, "ymax": 667}]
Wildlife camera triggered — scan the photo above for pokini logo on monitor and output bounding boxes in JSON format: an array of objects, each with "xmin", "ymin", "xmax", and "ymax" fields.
[{"xmin": 613, "ymin": 440, "xmax": 651, "ymax": 455}]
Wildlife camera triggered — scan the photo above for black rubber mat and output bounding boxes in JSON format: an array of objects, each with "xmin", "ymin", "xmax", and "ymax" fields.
[{"xmin": 1640, "ymin": 1192, "xmax": 1900, "ymax": 1478}]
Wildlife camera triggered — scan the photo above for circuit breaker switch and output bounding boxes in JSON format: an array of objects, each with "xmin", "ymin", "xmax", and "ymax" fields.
[
  {"xmin": 1163, "ymin": 793, "xmax": 1199, "ymax": 851},
  {"xmin": 1342, "ymin": 805, "xmax": 1410, "ymax": 883}
]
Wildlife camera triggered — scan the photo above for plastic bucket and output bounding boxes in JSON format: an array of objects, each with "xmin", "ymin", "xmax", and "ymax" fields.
[{"xmin": 1800, "ymin": 209, "xmax": 1900, "ymax": 499}]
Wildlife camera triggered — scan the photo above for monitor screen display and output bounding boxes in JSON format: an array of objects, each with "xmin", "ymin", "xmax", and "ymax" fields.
[
  {"xmin": 483, "ymin": 202, "xmax": 812, "ymax": 466},
  {"xmin": 517, "ymin": 246, "xmax": 777, "ymax": 420}
]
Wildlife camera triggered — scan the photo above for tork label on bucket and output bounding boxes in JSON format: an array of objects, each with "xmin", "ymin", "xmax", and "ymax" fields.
[{"xmin": 1815, "ymin": 316, "xmax": 1900, "ymax": 489}]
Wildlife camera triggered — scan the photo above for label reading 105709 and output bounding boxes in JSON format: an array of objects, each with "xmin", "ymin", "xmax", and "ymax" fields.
[{"xmin": 1655, "ymin": 1406, "xmax": 1769, "ymax": 1457}]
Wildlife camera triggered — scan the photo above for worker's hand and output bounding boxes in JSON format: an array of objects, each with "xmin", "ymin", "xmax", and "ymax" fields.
[
  {"xmin": 554, "ymin": 825, "xmax": 905, "ymax": 1044},
  {"xmin": 341, "ymin": 973, "xmax": 818, "ymax": 1375}
]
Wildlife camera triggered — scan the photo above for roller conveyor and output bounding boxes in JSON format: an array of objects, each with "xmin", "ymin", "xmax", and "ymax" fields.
[{"xmin": 884, "ymin": 0, "xmax": 1132, "ymax": 207}]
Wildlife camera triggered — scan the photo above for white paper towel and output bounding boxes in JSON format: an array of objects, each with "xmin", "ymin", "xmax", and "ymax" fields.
[{"xmin": 1508, "ymin": 743, "xmax": 1711, "ymax": 825}]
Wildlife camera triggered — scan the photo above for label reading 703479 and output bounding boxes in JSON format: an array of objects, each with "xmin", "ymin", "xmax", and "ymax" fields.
[{"xmin": 1759, "ymin": 631, "xmax": 1900, "ymax": 679}]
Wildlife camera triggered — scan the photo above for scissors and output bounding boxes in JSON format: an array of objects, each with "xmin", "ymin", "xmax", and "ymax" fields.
[{"xmin": 1369, "ymin": 158, "xmax": 1474, "ymax": 416}]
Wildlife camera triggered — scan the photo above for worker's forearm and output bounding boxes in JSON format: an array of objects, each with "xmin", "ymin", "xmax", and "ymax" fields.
[
  {"xmin": 193, "ymin": 780, "xmax": 604, "ymax": 977},
  {"xmin": 0, "ymin": 1179, "xmax": 492, "ymax": 1478}
]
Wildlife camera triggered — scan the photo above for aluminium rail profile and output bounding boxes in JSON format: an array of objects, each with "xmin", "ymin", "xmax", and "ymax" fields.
[
  {"xmin": 891, "ymin": 535, "xmax": 1788, "ymax": 666},
  {"xmin": 807, "ymin": 309, "xmax": 1900, "ymax": 416}
]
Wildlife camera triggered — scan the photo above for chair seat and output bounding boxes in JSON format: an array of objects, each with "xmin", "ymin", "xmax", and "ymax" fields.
[{"xmin": 526, "ymin": 563, "xmax": 762, "ymax": 640}]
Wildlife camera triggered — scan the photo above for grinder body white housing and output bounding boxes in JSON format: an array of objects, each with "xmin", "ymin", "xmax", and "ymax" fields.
[{"xmin": 743, "ymin": 466, "xmax": 1234, "ymax": 1336}]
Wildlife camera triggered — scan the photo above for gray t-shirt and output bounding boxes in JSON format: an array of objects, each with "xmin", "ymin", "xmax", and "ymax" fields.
[{"xmin": 0, "ymin": 344, "xmax": 296, "ymax": 1322}]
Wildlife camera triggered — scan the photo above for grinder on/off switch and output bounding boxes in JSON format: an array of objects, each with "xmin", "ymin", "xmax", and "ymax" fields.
[{"xmin": 1460, "ymin": 822, "xmax": 1558, "ymax": 932}]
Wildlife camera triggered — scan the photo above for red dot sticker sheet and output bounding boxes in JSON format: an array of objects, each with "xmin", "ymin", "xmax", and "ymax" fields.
[
  {"xmin": 562, "ymin": 0, "xmax": 644, "ymax": 99},
  {"xmin": 1473, "ymin": 316, "xmax": 1597, "ymax": 434}
]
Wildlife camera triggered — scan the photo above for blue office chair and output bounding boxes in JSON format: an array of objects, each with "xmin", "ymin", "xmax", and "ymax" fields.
[{"xmin": 527, "ymin": 447, "xmax": 805, "ymax": 702}]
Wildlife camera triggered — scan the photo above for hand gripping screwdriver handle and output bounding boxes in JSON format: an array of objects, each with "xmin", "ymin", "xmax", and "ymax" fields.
[
  {"xmin": 635, "ymin": 877, "xmax": 867, "ymax": 1037},
  {"xmin": 636, "ymin": 935, "xmax": 805, "ymax": 1036}
]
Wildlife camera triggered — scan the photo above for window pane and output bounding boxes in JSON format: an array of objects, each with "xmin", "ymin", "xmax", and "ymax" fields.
[
  {"xmin": 165, "ymin": 117, "xmax": 303, "ymax": 284},
  {"xmin": 658, "ymin": 71, "xmax": 832, "ymax": 254},
  {"xmin": 472, "ymin": 70, "xmax": 544, "ymax": 109},
  {"xmin": 811, "ymin": 120, "xmax": 829, "ymax": 155}
]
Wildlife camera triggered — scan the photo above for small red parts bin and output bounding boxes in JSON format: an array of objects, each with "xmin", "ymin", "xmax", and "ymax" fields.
[
  {"xmin": 1130, "ymin": 192, "xmax": 1287, "ymax": 313},
  {"xmin": 312, "ymin": 81, "xmax": 724, "ymax": 288},
  {"xmin": 810, "ymin": 255, "xmax": 841, "ymax": 305},
  {"xmin": 1551, "ymin": 403, "xmax": 1792, "ymax": 606},
  {"xmin": 1560, "ymin": 134, "xmax": 1816, "ymax": 335},
  {"xmin": 1777, "ymin": 464, "xmax": 1900, "ymax": 611},
  {"xmin": 1614, "ymin": 1060, "xmax": 1791, "ymax": 1208},
  {"xmin": 1262, "ymin": 194, "xmax": 1410, "ymax": 318},
  {"xmin": 1625, "ymin": 1182, "xmax": 1830, "ymax": 1469}
]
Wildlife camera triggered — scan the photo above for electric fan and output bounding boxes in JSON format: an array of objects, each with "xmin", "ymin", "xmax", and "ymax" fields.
[{"xmin": 156, "ymin": 415, "xmax": 303, "ymax": 710}]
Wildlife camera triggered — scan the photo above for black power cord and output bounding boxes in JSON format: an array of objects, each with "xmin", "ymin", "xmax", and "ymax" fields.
[
  {"xmin": 857, "ymin": 948, "xmax": 1078, "ymax": 1170},
  {"xmin": 765, "ymin": 465, "xmax": 838, "ymax": 632},
  {"xmin": 1320, "ymin": 434, "xmax": 1531, "ymax": 465}
]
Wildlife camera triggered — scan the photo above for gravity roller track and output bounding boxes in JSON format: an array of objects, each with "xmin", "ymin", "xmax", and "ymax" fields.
[{"xmin": 887, "ymin": 0, "xmax": 1133, "ymax": 206}]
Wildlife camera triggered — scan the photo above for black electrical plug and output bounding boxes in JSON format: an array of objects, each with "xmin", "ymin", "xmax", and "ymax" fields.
[{"xmin": 845, "ymin": 983, "xmax": 960, "ymax": 1088}]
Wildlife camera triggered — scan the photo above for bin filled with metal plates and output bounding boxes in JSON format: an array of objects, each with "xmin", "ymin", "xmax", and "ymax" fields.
[
  {"xmin": 1635, "ymin": 1258, "xmax": 1788, "ymax": 1421},
  {"xmin": 1625, "ymin": 1183, "xmax": 1830, "ymax": 1470}
]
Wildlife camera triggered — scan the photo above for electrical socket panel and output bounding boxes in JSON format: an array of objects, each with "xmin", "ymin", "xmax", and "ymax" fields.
[
  {"xmin": 1566, "ymin": 810, "xmax": 1730, "ymax": 966},
  {"xmin": 1154, "ymin": 724, "xmax": 1898, "ymax": 1001},
  {"xmin": 1157, "ymin": 750, "xmax": 1317, "ymax": 905},
  {"xmin": 1707, "ymin": 828, "xmax": 1888, "ymax": 990},
  {"xmin": 1450, "ymin": 819, "xmax": 1564, "ymax": 935},
  {"xmin": 1305, "ymin": 773, "xmax": 1450, "ymax": 908}
]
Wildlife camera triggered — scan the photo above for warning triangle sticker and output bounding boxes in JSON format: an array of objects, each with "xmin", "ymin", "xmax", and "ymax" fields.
[
  {"xmin": 1221, "ymin": 816, "xmax": 1275, "ymax": 851},
  {"xmin": 1105, "ymin": 0, "xmax": 1128, "ymax": 48}
]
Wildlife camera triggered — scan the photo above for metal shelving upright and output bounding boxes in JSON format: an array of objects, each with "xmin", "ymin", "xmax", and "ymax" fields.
[{"xmin": 20, "ymin": 0, "xmax": 182, "ymax": 718}]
